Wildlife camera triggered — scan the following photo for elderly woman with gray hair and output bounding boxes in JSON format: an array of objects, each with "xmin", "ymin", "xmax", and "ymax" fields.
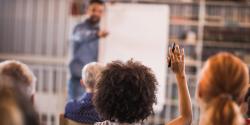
[{"xmin": 65, "ymin": 62, "xmax": 104, "ymax": 124}]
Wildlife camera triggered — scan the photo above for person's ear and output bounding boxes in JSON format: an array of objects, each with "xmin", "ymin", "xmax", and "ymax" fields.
[{"xmin": 80, "ymin": 79, "xmax": 84, "ymax": 86}]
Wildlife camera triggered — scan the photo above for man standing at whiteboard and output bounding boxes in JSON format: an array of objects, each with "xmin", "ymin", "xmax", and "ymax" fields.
[{"xmin": 68, "ymin": 0, "xmax": 108, "ymax": 100}]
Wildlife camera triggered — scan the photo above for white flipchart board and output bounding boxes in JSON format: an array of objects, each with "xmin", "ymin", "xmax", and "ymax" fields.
[{"xmin": 99, "ymin": 3, "xmax": 169, "ymax": 111}]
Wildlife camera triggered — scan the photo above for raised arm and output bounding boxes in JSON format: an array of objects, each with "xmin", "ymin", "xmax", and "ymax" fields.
[{"xmin": 166, "ymin": 44, "xmax": 193, "ymax": 125}]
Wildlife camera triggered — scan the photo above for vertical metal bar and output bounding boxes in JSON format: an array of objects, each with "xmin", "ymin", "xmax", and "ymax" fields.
[
  {"xmin": 34, "ymin": 0, "xmax": 44, "ymax": 55},
  {"xmin": 52, "ymin": 0, "xmax": 59, "ymax": 57},
  {"xmin": 24, "ymin": 0, "xmax": 34, "ymax": 54},
  {"xmin": 57, "ymin": 66, "xmax": 63, "ymax": 94},
  {"xmin": 56, "ymin": 0, "xmax": 66, "ymax": 57},
  {"xmin": 14, "ymin": 0, "xmax": 25, "ymax": 53},
  {"xmin": 30, "ymin": 0, "xmax": 38, "ymax": 54},
  {"xmin": 45, "ymin": 0, "xmax": 54, "ymax": 56},
  {"xmin": 63, "ymin": 0, "xmax": 70, "ymax": 57},
  {"xmin": 41, "ymin": 0, "xmax": 49, "ymax": 56},
  {"xmin": 2, "ymin": 0, "xmax": 8, "ymax": 53},
  {"xmin": 195, "ymin": 0, "xmax": 206, "ymax": 123},
  {"xmin": 7, "ymin": 0, "xmax": 16, "ymax": 54},
  {"xmin": 48, "ymin": 66, "xmax": 53, "ymax": 94}
]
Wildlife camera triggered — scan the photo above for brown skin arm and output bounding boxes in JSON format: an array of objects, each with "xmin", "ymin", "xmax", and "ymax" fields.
[{"xmin": 166, "ymin": 45, "xmax": 193, "ymax": 125}]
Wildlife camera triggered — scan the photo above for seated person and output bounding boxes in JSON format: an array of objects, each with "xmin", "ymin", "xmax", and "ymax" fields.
[
  {"xmin": 93, "ymin": 44, "xmax": 192, "ymax": 125},
  {"xmin": 0, "ymin": 85, "xmax": 39, "ymax": 125},
  {"xmin": 65, "ymin": 62, "xmax": 104, "ymax": 124},
  {"xmin": 0, "ymin": 60, "xmax": 36, "ymax": 103},
  {"xmin": 197, "ymin": 52, "xmax": 249, "ymax": 125},
  {"xmin": 0, "ymin": 86, "xmax": 24, "ymax": 125}
]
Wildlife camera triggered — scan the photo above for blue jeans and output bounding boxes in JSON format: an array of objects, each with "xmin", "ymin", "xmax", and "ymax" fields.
[{"xmin": 67, "ymin": 77, "xmax": 85, "ymax": 101}]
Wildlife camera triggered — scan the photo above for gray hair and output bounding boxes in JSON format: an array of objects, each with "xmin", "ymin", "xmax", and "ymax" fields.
[
  {"xmin": 82, "ymin": 62, "xmax": 104, "ymax": 86},
  {"xmin": 0, "ymin": 60, "xmax": 36, "ymax": 99}
]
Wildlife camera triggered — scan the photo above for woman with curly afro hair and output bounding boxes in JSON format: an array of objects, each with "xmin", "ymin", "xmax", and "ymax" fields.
[{"xmin": 94, "ymin": 44, "xmax": 192, "ymax": 125}]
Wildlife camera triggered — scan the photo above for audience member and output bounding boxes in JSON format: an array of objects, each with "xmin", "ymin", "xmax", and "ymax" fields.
[
  {"xmin": 0, "ymin": 84, "xmax": 39, "ymax": 125},
  {"xmin": 0, "ymin": 60, "xmax": 36, "ymax": 103},
  {"xmin": 65, "ymin": 62, "xmax": 104, "ymax": 124},
  {"xmin": 93, "ymin": 44, "xmax": 192, "ymax": 125},
  {"xmin": 0, "ymin": 86, "xmax": 24, "ymax": 125},
  {"xmin": 68, "ymin": 0, "xmax": 108, "ymax": 100},
  {"xmin": 197, "ymin": 52, "xmax": 249, "ymax": 125}
]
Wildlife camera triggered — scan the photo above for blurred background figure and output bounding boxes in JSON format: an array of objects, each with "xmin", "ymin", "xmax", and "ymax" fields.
[
  {"xmin": 0, "ymin": 61, "xmax": 39, "ymax": 124},
  {"xmin": 0, "ymin": 86, "xmax": 24, "ymax": 125},
  {"xmin": 70, "ymin": 0, "xmax": 110, "ymax": 16},
  {"xmin": 197, "ymin": 52, "xmax": 249, "ymax": 125},
  {"xmin": 65, "ymin": 62, "xmax": 104, "ymax": 124},
  {"xmin": 68, "ymin": 0, "xmax": 108, "ymax": 100},
  {"xmin": 0, "ymin": 60, "xmax": 36, "ymax": 104},
  {"xmin": 0, "ymin": 85, "xmax": 39, "ymax": 125}
]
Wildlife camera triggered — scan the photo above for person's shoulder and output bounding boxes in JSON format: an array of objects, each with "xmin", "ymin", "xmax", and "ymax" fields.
[
  {"xmin": 75, "ymin": 20, "xmax": 88, "ymax": 28},
  {"xmin": 65, "ymin": 99, "xmax": 79, "ymax": 112}
]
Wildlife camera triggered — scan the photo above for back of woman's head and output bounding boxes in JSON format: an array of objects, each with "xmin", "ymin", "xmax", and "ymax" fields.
[
  {"xmin": 93, "ymin": 60, "xmax": 157, "ymax": 123},
  {"xmin": 197, "ymin": 52, "xmax": 249, "ymax": 125}
]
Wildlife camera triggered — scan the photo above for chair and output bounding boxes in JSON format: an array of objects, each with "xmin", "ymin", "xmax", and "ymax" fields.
[{"xmin": 59, "ymin": 114, "xmax": 93, "ymax": 125}]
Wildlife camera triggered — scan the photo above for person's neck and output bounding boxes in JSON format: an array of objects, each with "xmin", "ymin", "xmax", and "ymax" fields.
[{"xmin": 85, "ymin": 88, "xmax": 94, "ymax": 93}]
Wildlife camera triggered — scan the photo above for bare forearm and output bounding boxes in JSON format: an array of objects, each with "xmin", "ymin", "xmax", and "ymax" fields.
[{"xmin": 176, "ymin": 74, "xmax": 192, "ymax": 122}]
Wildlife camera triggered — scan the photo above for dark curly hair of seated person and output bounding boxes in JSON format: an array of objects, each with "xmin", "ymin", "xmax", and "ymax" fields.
[{"xmin": 93, "ymin": 60, "xmax": 158, "ymax": 123}]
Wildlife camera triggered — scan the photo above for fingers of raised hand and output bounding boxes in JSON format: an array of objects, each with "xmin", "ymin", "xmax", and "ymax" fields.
[
  {"xmin": 175, "ymin": 45, "xmax": 180, "ymax": 55},
  {"xmin": 168, "ymin": 47, "xmax": 172, "ymax": 55},
  {"xmin": 168, "ymin": 47, "xmax": 174, "ymax": 62},
  {"xmin": 173, "ymin": 45, "xmax": 181, "ymax": 62},
  {"xmin": 171, "ymin": 52, "xmax": 175, "ymax": 62},
  {"xmin": 181, "ymin": 48, "xmax": 185, "ymax": 61},
  {"xmin": 168, "ymin": 45, "xmax": 185, "ymax": 63}
]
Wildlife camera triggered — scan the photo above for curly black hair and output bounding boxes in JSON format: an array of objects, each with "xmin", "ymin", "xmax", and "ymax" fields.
[{"xmin": 93, "ymin": 60, "xmax": 157, "ymax": 123}]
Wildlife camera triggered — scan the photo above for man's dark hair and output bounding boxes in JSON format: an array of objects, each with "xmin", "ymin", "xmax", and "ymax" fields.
[
  {"xmin": 93, "ymin": 60, "xmax": 157, "ymax": 123},
  {"xmin": 90, "ymin": 0, "xmax": 105, "ymax": 5}
]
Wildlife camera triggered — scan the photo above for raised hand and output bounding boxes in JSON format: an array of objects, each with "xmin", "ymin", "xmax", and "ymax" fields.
[
  {"xmin": 166, "ymin": 44, "xmax": 192, "ymax": 125},
  {"xmin": 98, "ymin": 30, "xmax": 109, "ymax": 38},
  {"xmin": 168, "ymin": 44, "xmax": 185, "ymax": 77}
]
